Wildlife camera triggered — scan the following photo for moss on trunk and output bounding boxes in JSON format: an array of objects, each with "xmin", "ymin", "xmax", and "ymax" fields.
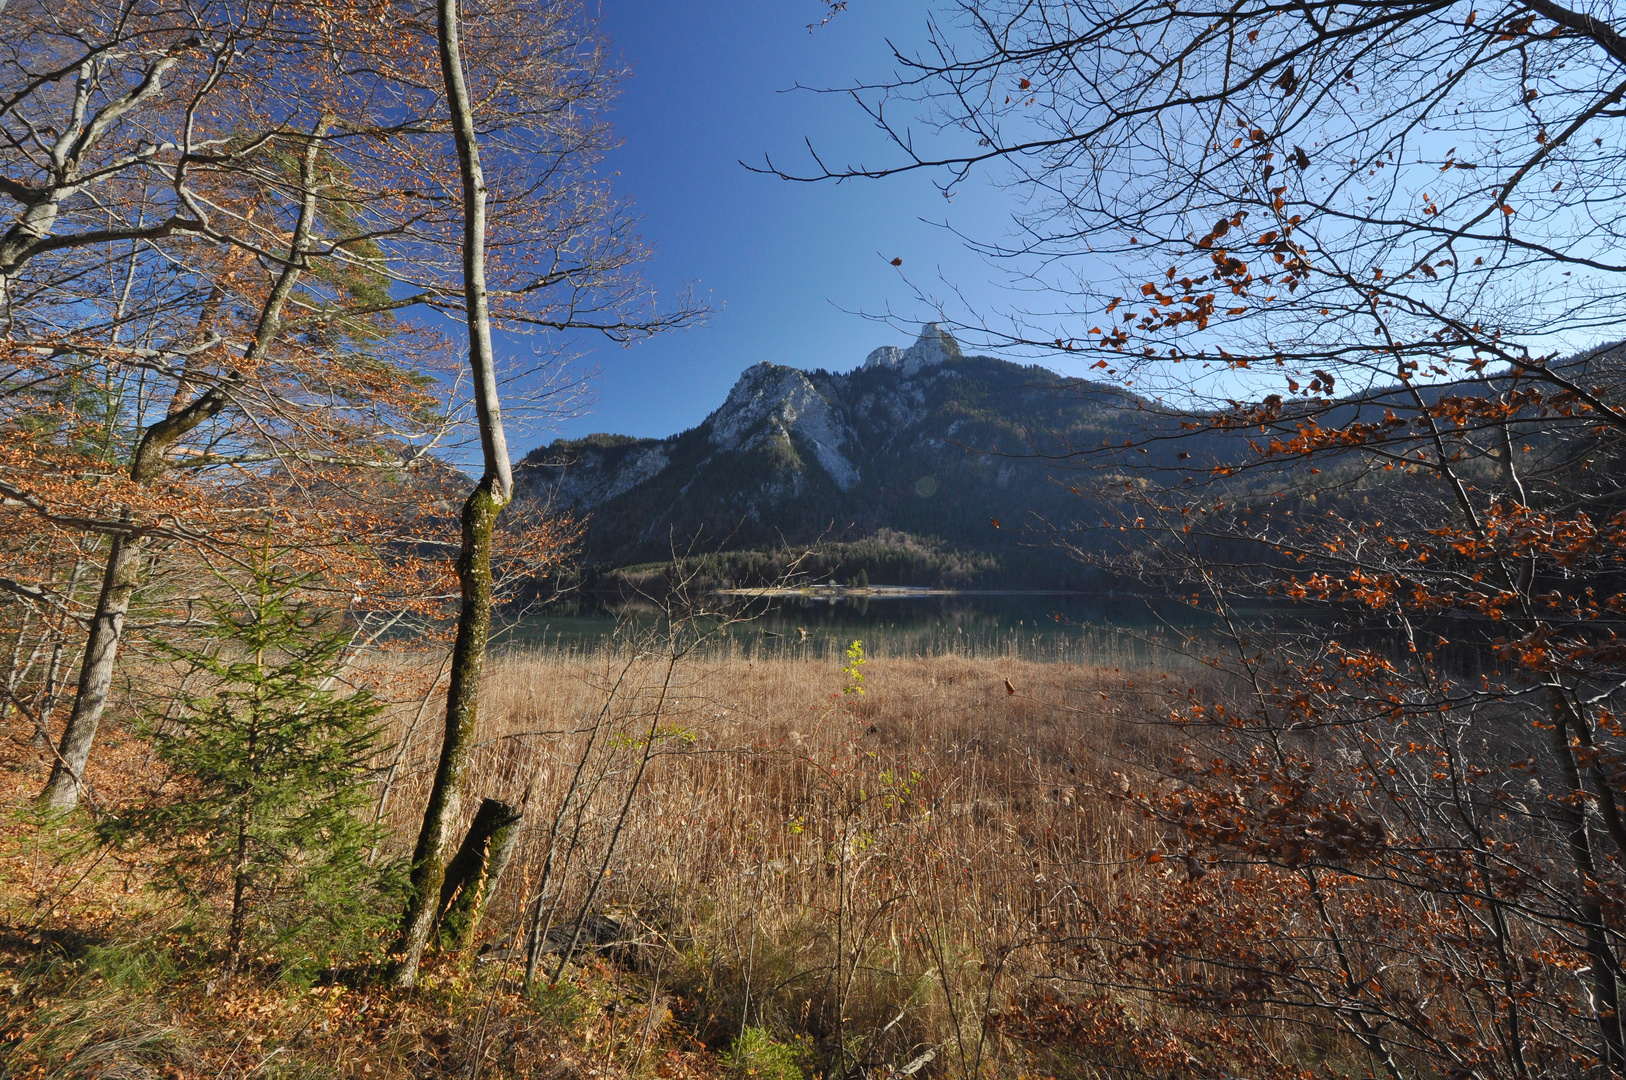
[
  {"xmin": 433, "ymin": 797, "xmax": 524, "ymax": 952},
  {"xmin": 391, "ymin": 481, "xmax": 503, "ymax": 984}
]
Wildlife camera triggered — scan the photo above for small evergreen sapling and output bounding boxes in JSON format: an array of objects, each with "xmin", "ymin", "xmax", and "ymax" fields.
[{"xmin": 103, "ymin": 563, "xmax": 397, "ymax": 977}]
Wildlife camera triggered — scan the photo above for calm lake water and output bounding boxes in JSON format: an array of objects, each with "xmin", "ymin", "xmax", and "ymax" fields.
[{"xmin": 495, "ymin": 591, "xmax": 1212, "ymax": 667}]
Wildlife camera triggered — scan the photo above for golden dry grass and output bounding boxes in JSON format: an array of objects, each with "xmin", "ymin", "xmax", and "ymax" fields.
[
  {"xmin": 0, "ymin": 643, "xmax": 1183, "ymax": 1079},
  {"xmin": 366, "ymin": 647, "xmax": 1173, "ymax": 1073}
]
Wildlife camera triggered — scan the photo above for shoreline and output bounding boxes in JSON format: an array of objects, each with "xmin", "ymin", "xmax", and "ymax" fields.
[{"xmin": 714, "ymin": 585, "xmax": 1090, "ymax": 599}]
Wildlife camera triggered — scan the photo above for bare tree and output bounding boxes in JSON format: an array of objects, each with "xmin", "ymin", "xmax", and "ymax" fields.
[
  {"xmin": 4, "ymin": 3, "xmax": 451, "ymax": 811},
  {"xmin": 387, "ymin": 0, "xmax": 701, "ymax": 987},
  {"xmin": 777, "ymin": 1, "xmax": 1626, "ymax": 1072},
  {"xmin": 6, "ymin": 0, "xmax": 696, "ymax": 812},
  {"xmin": 390, "ymin": 0, "xmax": 514, "ymax": 987}
]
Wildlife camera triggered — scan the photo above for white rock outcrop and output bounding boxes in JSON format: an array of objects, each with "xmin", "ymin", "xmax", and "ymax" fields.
[
  {"xmin": 532, "ymin": 441, "xmax": 670, "ymax": 510},
  {"xmin": 525, "ymin": 324, "xmax": 976, "ymax": 512},
  {"xmin": 597, "ymin": 444, "xmax": 670, "ymax": 503},
  {"xmin": 863, "ymin": 323, "xmax": 963, "ymax": 375},
  {"xmin": 708, "ymin": 362, "xmax": 861, "ymax": 491},
  {"xmin": 863, "ymin": 345, "xmax": 903, "ymax": 370}
]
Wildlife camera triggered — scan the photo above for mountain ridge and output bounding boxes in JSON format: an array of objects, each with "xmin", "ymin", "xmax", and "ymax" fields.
[
  {"xmin": 512, "ymin": 332, "xmax": 1626, "ymax": 589},
  {"xmin": 513, "ymin": 325, "xmax": 1146, "ymax": 584}
]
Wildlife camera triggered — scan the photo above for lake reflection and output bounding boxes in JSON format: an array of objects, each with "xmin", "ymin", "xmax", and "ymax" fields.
[{"xmin": 498, "ymin": 591, "xmax": 1207, "ymax": 666}]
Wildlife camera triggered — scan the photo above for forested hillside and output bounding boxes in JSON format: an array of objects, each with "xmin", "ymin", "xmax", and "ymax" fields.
[
  {"xmin": 514, "ymin": 324, "xmax": 1622, "ymax": 593},
  {"xmin": 515, "ymin": 325, "xmax": 1201, "ymax": 587}
]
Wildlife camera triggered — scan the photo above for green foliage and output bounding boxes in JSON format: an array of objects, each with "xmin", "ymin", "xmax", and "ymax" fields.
[
  {"xmin": 0, "ymin": 935, "xmax": 193, "ymax": 1079},
  {"xmin": 721, "ymin": 1026, "xmax": 812, "ymax": 1080},
  {"xmin": 599, "ymin": 530, "xmax": 1007, "ymax": 594},
  {"xmin": 842, "ymin": 639, "xmax": 865, "ymax": 696},
  {"xmin": 559, "ymin": 431, "xmax": 650, "ymax": 451},
  {"xmin": 529, "ymin": 978, "xmax": 591, "ymax": 1033},
  {"xmin": 0, "ymin": 985, "xmax": 182, "ymax": 1080},
  {"xmin": 11, "ymin": 369, "xmax": 133, "ymax": 464},
  {"xmin": 74, "ymin": 939, "xmax": 183, "ymax": 995},
  {"xmin": 261, "ymin": 133, "xmax": 398, "ymax": 334},
  {"xmin": 99, "ymin": 557, "xmax": 400, "ymax": 977}
]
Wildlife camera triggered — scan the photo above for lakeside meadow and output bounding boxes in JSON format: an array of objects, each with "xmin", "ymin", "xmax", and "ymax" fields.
[
  {"xmin": 9, "ymin": 0, "xmax": 1626, "ymax": 1077},
  {"xmin": 3, "ymin": 643, "xmax": 1177, "ymax": 1078}
]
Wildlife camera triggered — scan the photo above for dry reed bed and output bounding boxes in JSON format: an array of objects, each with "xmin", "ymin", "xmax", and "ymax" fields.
[
  {"xmin": 0, "ymin": 645, "xmax": 1190, "ymax": 1079},
  {"xmin": 373, "ymin": 648, "xmax": 1176, "ymax": 1067}
]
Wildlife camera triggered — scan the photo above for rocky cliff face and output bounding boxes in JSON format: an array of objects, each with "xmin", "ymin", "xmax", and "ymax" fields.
[
  {"xmin": 513, "ymin": 325, "xmax": 1145, "ymax": 569},
  {"xmin": 861, "ymin": 321, "xmax": 963, "ymax": 375},
  {"xmin": 709, "ymin": 363, "xmax": 860, "ymax": 491}
]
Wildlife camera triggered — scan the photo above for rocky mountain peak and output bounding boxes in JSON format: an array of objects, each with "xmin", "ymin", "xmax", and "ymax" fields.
[
  {"xmin": 513, "ymin": 324, "xmax": 1155, "ymax": 576},
  {"xmin": 517, "ymin": 323, "xmax": 1023, "ymax": 529},
  {"xmin": 862, "ymin": 345, "xmax": 903, "ymax": 369},
  {"xmin": 708, "ymin": 362, "xmax": 860, "ymax": 490},
  {"xmin": 863, "ymin": 323, "xmax": 964, "ymax": 375}
]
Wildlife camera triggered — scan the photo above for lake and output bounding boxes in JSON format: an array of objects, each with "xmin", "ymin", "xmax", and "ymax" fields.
[{"xmin": 494, "ymin": 590, "xmax": 1212, "ymax": 667}]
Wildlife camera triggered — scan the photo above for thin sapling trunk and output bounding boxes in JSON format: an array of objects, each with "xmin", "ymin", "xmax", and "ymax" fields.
[{"xmin": 391, "ymin": 0, "xmax": 514, "ymax": 987}]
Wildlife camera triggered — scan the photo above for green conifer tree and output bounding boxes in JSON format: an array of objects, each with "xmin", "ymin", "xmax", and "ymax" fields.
[{"xmin": 103, "ymin": 557, "xmax": 398, "ymax": 977}]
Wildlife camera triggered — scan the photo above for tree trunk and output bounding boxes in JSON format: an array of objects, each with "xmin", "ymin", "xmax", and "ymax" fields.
[
  {"xmin": 433, "ymin": 797, "xmax": 523, "ymax": 952},
  {"xmin": 38, "ymin": 533, "xmax": 141, "ymax": 811},
  {"xmin": 392, "ymin": 486, "xmax": 503, "ymax": 982},
  {"xmin": 33, "ymin": 123, "xmax": 323, "ymax": 814},
  {"xmin": 31, "ymin": 635, "xmax": 65, "ymax": 751},
  {"xmin": 391, "ymin": 0, "xmax": 512, "ymax": 988},
  {"xmin": 227, "ymin": 799, "xmax": 252, "ymax": 977},
  {"xmin": 1550, "ymin": 708, "xmax": 1626, "ymax": 1072},
  {"xmin": 32, "ymin": 558, "xmax": 85, "ymax": 752},
  {"xmin": 0, "ymin": 610, "xmax": 31, "ymax": 730}
]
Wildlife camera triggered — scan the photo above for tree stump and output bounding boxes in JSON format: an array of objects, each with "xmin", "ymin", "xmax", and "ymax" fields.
[{"xmin": 433, "ymin": 798, "xmax": 523, "ymax": 951}]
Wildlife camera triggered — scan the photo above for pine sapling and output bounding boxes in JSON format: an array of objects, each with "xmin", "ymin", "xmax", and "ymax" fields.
[{"xmin": 102, "ymin": 559, "xmax": 398, "ymax": 977}]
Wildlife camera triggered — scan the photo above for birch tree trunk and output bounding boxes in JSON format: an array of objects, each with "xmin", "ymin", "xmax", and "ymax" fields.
[{"xmin": 391, "ymin": 0, "xmax": 513, "ymax": 988}]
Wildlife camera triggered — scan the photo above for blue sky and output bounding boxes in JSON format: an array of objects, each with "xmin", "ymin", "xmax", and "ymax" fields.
[{"xmin": 521, "ymin": 1, "xmax": 1020, "ymax": 451}]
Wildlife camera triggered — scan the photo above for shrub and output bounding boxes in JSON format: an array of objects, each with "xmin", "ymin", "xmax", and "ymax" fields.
[
  {"xmin": 100, "ymin": 556, "xmax": 401, "ymax": 978},
  {"xmin": 721, "ymin": 1026, "xmax": 811, "ymax": 1080}
]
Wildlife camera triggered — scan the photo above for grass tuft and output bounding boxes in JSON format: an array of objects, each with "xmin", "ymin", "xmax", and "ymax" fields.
[{"xmin": 720, "ymin": 1025, "xmax": 812, "ymax": 1080}]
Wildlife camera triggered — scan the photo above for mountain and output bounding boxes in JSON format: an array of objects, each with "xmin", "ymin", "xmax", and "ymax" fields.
[
  {"xmin": 513, "ymin": 325, "xmax": 1169, "ymax": 588},
  {"xmin": 508, "ymin": 331, "xmax": 1626, "ymax": 591}
]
